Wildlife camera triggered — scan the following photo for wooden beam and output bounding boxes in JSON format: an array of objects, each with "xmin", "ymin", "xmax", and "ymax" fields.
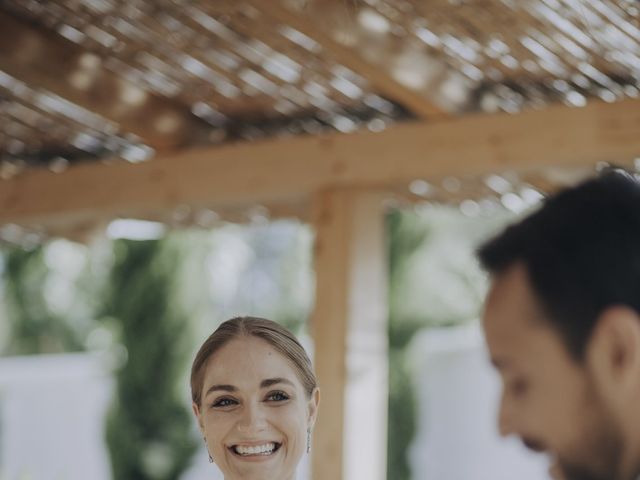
[
  {"xmin": 310, "ymin": 190, "xmax": 348, "ymax": 480},
  {"xmin": 0, "ymin": 10, "xmax": 208, "ymax": 150},
  {"xmin": 1, "ymin": 98, "xmax": 639, "ymax": 227},
  {"xmin": 245, "ymin": 0, "xmax": 446, "ymax": 119},
  {"xmin": 311, "ymin": 189, "xmax": 388, "ymax": 480}
]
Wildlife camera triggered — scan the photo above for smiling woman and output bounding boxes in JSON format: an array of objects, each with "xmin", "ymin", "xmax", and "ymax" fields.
[{"xmin": 190, "ymin": 316, "xmax": 320, "ymax": 480}]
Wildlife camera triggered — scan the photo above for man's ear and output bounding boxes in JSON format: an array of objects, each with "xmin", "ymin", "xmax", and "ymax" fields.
[
  {"xmin": 587, "ymin": 305, "xmax": 640, "ymax": 402},
  {"xmin": 307, "ymin": 388, "xmax": 320, "ymax": 429},
  {"xmin": 192, "ymin": 402, "xmax": 204, "ymax": 433}
]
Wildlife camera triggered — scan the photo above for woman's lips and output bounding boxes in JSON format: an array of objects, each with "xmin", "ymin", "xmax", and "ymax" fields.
[{"xmin": 229, "ymin": 442, "xmax": 282, "ymax": 458}]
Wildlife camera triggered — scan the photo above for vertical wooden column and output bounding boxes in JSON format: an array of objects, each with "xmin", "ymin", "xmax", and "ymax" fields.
[{"xmin": 311, "ymin": 189, "xmax": 389, "ymax": 480}]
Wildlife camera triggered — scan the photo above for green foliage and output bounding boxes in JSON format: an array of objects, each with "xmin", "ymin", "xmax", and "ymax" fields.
[
  {"xmin": 2, "ymin": 246, "xmax": 84, "ymax": 355},
  {"xmin": 387, "ymin": 210, "xmax": 430, "ymax": 287},
  {"xmin": 104, "ymin": 238, "xmax": 197, "ymax": 480},
  {"xmin": 386, "ymin": 210, "xmax": 430, "ymax": 480},
  {"xmin": 387, "ymin": 348, "xmax": 418, "ymax": 480}
]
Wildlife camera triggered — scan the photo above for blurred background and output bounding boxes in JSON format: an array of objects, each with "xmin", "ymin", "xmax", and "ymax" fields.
[
  {"xmin": 0, "ymin": 1, "xmax": 639, "ymax": 479},
  {"xmin": 1, "ymin": 206, "xmax": 554, "ymax": 480}
]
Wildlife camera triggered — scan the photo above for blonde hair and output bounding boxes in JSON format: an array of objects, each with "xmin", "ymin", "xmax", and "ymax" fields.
[{"xmin": 190, "ymin": 316, "xmax": 317, "ymax": 407}]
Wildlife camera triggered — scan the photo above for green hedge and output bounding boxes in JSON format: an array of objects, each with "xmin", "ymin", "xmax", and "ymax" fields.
[{"xmin": 104, "ymin": 238, "xmax": 196, "ymax": 480}]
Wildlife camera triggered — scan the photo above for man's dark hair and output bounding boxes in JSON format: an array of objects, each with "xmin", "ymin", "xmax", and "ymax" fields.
[{"xmin": 478, "ymin": 170, "xmax": 640, "ymax": 360}]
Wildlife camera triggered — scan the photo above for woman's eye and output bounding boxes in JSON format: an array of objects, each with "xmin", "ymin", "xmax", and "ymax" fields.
[
  {"xmin": 212, "ymin": 397, "xmax": 238, "ymax": 408},
  {"xmin": 266, "ymin": 391, "xmax": 290, "ymax": 402}
]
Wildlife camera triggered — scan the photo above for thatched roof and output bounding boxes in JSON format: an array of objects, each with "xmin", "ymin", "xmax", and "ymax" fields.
[
  {"xmin": 2, "ymin": 0, "xmax": 638, "ymax": 172},
  {"xmin": 0, "ymin": 1, "xmax": 639, "ymax": 242}
]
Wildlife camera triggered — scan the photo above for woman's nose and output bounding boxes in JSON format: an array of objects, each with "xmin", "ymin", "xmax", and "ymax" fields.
[{"xmin": 236, "ymin": 403, "xmax": 268, "ymax": 434}]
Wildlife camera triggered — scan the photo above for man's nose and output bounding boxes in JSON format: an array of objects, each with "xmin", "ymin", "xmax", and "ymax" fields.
[
  {"xmin": 236, "ymin": 402, "xmax": 268, "ymax": 434},
  {"xmin": 498, "ymin": 390, "xmax": 515, "ymax": 437}
]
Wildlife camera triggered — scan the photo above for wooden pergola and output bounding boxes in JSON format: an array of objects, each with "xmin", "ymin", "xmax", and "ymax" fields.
[{"xmin": 1, "ymin": 1, "xmax": 639, "ymax": 479}]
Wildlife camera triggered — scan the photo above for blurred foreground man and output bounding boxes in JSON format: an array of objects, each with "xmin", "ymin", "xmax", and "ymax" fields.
[{"xmin": 478, "ymin": 171, "xmax": 640, "ymax": 480}]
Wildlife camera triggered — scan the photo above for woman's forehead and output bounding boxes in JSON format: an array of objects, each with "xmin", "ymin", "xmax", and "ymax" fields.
[{"xmin": 203, "ymin": 336, "xmax": 300, "ymax": 387}]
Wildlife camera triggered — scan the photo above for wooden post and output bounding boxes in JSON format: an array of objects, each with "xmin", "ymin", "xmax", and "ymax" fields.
[{"xmin": 311, "ymin": 189, "xmax": 389, "ymax": 480}]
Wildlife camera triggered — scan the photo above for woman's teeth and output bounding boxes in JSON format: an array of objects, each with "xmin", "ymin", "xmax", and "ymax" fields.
[{"xmin": 233, "ymin": 443, "xmax": 278, "ymax": 456}]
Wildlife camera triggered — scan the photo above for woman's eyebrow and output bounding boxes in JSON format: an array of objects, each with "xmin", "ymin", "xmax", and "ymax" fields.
[
  {"xmin": 205, "ymin": 384, "xmax": 237, "ymax": 397},
  {"xmin": 260, "ymin": 377, "xmax": 295, "ymax": 389}
]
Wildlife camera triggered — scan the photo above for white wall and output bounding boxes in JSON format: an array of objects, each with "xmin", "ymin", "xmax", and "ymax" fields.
[
  {"xmin": 0, "ymin": 353, "xmax": 113, "ymax": 480},
  {"xmin": 408, "ymin": 322, "xmax": 550, "ymax": 480}
]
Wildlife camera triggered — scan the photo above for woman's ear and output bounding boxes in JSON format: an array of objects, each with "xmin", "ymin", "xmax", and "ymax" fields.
[
  {"xmin": 307, "ymin": 388, "xmax": 320, "ymax": 428},
  {"xmin": 192, "ymin": 402, "xmax": 204, "ymax": 433}
]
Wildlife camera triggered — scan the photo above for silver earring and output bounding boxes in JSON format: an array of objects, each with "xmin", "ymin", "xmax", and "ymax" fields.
[
  {"xmin": 204, "ymin": 438, "xmax": 213, "ymax": 463},
  {"xmin": 306, "ymin": 427, "xmax": 312, "ymax": 454}
]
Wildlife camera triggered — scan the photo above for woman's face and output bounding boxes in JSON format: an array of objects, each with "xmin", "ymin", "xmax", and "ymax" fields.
[{"xmin": 193, "ymin": 336, "xmax": 319, "ymax": 480}]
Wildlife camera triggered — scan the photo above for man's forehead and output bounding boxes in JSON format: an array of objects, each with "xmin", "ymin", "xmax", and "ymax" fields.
[
  {"xmin": 489, "ymin": 262, "xmax": 529, "ymax": 299},
  {"xmin": 483, "ymin": 264, "xmax": 579, "ymax": 372},
  {"xmin": 482, "ymin": 263, "xmax": 550, "ymax": 358},
  {"xmin": 485, "ymin": 263, "xmax": 543, "ymax": 324}
]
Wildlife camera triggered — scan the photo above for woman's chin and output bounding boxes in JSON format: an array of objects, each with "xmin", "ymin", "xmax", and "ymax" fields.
[{"xmin": 223, "ymin": 447, "xmax": 297, "ymax": 480}]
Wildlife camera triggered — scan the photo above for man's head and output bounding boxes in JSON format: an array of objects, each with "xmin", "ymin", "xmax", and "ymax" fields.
[{"xmin": 478, "ymin": 171, "xmax": 640, "ymax": 480}]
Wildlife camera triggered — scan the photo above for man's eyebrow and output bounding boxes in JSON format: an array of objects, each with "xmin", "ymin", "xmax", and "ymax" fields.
[
  {"xmin": 260, "ymin": 377, "xmax": 295, "ymax": 389},
  {"xmin": 205, "ymin": 384, "xmax": 237, "ymax": 397},
  {"xmin": 491, "ymin": 357, "xmax": 511, "ymax": 370}
]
